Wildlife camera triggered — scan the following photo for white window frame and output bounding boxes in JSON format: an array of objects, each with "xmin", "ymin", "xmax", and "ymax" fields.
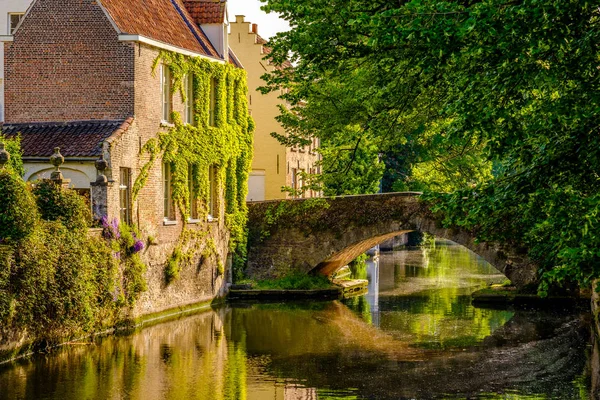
[
  {"xmin": 187, "ymin": 164, "xmax": 199, "ymax": 223},
  {"xmin": 208, "ymin": 165, "xmax": 217, "ymax": 221},
  {"xmin": 160, "ymin": 64, "xmax": 172, "ymax": 123},
  {"xmin": 162, "ymin": 162, "xmax": 175, "ymax": 223},
  {"xmin": 183, "ymin": 74, "xmax": 194, "ymax": 125},
  {"xmin": 8, "ymin": 13, "xmax": 24, "ymax": 35}
]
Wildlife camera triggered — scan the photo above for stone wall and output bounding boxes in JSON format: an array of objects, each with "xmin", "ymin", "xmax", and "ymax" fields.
[{"xmin": 246, "ymin": 193, "xmax": 539, "ymax": 289}]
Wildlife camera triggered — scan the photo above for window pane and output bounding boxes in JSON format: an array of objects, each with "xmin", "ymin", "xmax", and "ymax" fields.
[
  {"xmin": 9, "ymin": 14, "xmax": 23, "ymax": 35},
  {"xmin": 119, "ymin": 168, "xmax": 131, "ymax": 225},
  {"xmin": 188, "ymin": 164, "xmax": 197, "ymax": 219},
  {"xmin": 161, "ymin": 66, "xmax": 171, "ymax": 122},
  {"xmin": 163, "ymin": 162, "xmax": 172, "ymax": 220},
  {"xmin": 208, "ymin": 166, "xmax": 216, "ymax": 219}
]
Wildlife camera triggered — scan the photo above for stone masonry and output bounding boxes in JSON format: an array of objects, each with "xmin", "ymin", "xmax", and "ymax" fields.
[{"xmin": 246, "ymin": 193, "xmax": 539, "ymax": 289}]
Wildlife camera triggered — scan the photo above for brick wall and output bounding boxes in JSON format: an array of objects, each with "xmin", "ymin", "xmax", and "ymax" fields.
[
  {"xmin": 4, "ymin": 0, "xmax": 134, "ymax": 123},
  {"xmin": 122, "ymin": 44, "xmax": 230, "ymax": 316}
]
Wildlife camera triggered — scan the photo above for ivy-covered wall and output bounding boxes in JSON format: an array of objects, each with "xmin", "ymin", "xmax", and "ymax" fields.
[{"xmin": 101, "ymin": 45, "xmax": 254, "ymax": 317}]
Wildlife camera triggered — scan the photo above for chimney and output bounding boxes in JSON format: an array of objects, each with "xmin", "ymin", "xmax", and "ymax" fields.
[{"xmin": 252, "ymin": 24, "xmax": 258, "ymax": 35}]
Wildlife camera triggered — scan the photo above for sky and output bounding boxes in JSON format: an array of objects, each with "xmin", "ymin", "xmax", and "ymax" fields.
[{"xmin": 227, "ymin": 0, "xmax": 290, "ymax": 39}]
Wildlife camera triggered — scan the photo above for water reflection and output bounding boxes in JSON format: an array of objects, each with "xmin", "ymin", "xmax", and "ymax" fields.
[
  {"xmin": 344, "ymin": 241, "xmax": 514, "ymax": 349},
  {"xmin": 0, "ymin": 241, "xmax": 593, "ymax": 399}
]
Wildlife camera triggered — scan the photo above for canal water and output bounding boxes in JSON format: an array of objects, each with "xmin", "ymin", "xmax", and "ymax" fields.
[{"xmin": 0, "ymin": 240, "xmax": 593, "ymax": 399}]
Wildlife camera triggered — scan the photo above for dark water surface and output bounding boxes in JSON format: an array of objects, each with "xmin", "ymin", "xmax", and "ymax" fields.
[{"xmin": 0, "ymin": 241, "xmax": 593, "ymax": 399}]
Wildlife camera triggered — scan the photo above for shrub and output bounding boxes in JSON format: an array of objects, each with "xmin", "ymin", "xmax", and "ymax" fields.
[
  {"xmin": 33, "ymin": 180, "xmax": 91, "ymax": 231},
  {"xmin": 0, "ymin": 170, "xmax": 38, "ymax": 243},
  {"xmin": 12, "ymin": 222, "xmax": 120, "ymax": 338},
  {"xmin": 0, "ymin": 136, "xmax": 24, "ymax": 177}
]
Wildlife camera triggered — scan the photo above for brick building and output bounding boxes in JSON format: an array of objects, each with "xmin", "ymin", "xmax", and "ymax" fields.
[
  {"xmin": 229, "ymin": 16, "xmax": 321, "ymax": 201},
  {"xmin": 0, "ymin": 0, "xmax": 30, "ymax": 123},
  {"xmin": 0, "ymin": 0, "xmax": 249, "ymax": 315}
]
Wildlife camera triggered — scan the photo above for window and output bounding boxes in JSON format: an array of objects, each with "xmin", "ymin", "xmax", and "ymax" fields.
[
  {"xmin": 183, "ymin": 74, "xmax": 194, "ymax": 125},
  {"xmin": 209, "ymin": 78, "xmax": 217, "ymax": 127},
  {"xmin": 300, "ymin": 169, "xmax": 306, "ymax": 198},
  {"xmin": 119, "ymin": 168, "xmax": 132, "ymax": 225},
  {"xmin": 8, "ymin": 13, "xmax": 24, "ymax": 35},
  {"xmin": 291, "ymin": 168, "xmax": 298, "ymax": 198},
  {"xmin": 162, "ymin": 162, "xmax": 174, "ymax": 221},
  {"xmin": 208, "ymin": 165, "xmax": 217, "ymax": 220},
  {"xmin": 188, "ymin": 164, "xmax": 198, "ymax": 221},
  {"xmin": 160, "ymin": 65, "xmax": 172, "ymax": 123}
]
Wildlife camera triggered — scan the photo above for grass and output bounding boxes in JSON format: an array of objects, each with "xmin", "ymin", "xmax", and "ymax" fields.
[{"xmin": 239, "ymin": 273, "xmax": 334, "ymax": 290}]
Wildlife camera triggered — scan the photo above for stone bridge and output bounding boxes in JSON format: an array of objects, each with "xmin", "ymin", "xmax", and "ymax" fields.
[{"xmin": 246, "ymin": 192, "xmax": 538, "ymax": 289}]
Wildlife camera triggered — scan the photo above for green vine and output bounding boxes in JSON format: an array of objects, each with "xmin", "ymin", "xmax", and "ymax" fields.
[{"xmin": 135, "ymin": 51, "xmax": 254, "ymax": 282}]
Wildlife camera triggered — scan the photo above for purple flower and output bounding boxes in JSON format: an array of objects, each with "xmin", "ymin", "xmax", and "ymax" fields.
[
  {"xmin": 111, "ymin": 218, "xmax": 121, "ymax": 240},
  {"xmin": 114, "ymin": 251, "xmax": 121, "ymax": 260},
  {"xmin": 101, "ymin": 215, "xmax": 113, "ymax": 239},
  {"xmin": 132, "ymin": 239, "xmax": 145, "ymax": 254}
]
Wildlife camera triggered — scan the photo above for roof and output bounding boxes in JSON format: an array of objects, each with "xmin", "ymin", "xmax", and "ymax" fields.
[
  {"xmin": 229, "ymin": 48, "xmax": 243, "ymax": 68},
  {"xmin": 183, "ymin": 0, "xmax": 227, "ymax": 24},
  {"xmin": 1, "ymin": 119, "xmax": 133, "ymax": 158},
  {"xmin": 99, "ymin": 0, "xmax": 220, "ymax": 58}
]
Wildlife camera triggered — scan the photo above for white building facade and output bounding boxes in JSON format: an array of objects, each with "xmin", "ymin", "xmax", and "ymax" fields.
[{"xmin": 0, "ymin": 0, "xmax": 32, "ymax": 122}]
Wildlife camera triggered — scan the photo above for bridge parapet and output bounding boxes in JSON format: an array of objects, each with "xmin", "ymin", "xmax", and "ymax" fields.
[{"xmin": 246, "ymin": 192, "xmax": 538, "ymax": 289}]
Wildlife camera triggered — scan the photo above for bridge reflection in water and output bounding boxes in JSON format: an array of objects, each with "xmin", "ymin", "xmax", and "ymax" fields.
[{"xmin": 0, "ymin": 241, "xmax": 593, "ymax": 400}]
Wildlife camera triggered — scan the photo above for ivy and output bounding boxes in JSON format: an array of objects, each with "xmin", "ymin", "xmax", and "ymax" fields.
[{"xmin": 135, "ymin": 52, "xmax": 254, "ymax": 282}]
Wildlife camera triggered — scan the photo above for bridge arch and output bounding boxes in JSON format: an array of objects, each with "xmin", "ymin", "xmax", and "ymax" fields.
[{"xmin": 246, "ymin": 193, "xmax": 538, "ymax": 289}]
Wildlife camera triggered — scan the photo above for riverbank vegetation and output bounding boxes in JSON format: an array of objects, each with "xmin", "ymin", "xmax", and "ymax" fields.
[
  {"xmin": 0, "ymin": 142, "xmax": 145, "ymax": 346},
  {"xmin": 259, "ymin": 0, "xmax": 600, "ymax": 294},
  {"xmin": 239, "ymin": 273, "xmax": 332, "ymax": 290}
]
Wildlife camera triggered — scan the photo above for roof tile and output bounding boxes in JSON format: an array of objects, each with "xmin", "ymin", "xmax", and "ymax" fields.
[
  {"xmin": 100, "ymin": 0, "xmax": 220, "ymax": 57},
  {"xmin": 1, "ymin": 119, "xmax": 133, "ymax": 158},
  {"xmin": 183, "ymin": 0, "xmax": 227, "ymax": 24}
]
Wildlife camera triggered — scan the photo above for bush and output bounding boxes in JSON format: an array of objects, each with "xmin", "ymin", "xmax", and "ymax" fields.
[
  {"xmin": 0, "ymin": 167, "xmax": 147, "ymax": 342},
  {"xmin": 0, "ymin": 136, "xmax": 24, "ymax": 177},
  {"xmin": 12, "ymin": 222, "xmax": 120, "ymax": 338},
  {"xmin": 0, "ymin": 246, "xmax": 15, "ymax": 323},
  {"xmin": 33, "ymin": 180, "xmax": 91, "ymax": 231},
  {"xmin": 0, "ymin": 170, "xmax": 38, "ymax": 243}
]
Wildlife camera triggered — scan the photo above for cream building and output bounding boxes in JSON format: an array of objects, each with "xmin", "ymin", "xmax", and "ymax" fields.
[
  {"xmin": 0, "ymin": 0, "xmax": 32, "ymax": 122},
  {"xmin": 229, "ymin": 16, "xmax": 320, "ymax": 201}
]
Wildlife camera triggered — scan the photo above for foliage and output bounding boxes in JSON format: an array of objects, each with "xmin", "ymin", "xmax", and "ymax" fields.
[
  {"xmin": 0, "ymin": 151, "xmax": 148, "ymax": 343},
  {"xmin": 33, "ymin": 180, "xmax": 91, "ymax": 231},
  {"xmin": 319, "ymin": 131, "xmax": 384, "ymax": 196},
  {"xmin": 260, "ymin": 0, "xmax": 600, "ymax": 293},
  {"xmin": 348, "ymin": 254, "xmax": 368, "ymax": 280},
  {"xmin": 134, "ymin": 51, "xmax": 253, "ymax": 282},
  {"xmin": 0, "ymin": 181, "xmax": 126, "ymax": 341},
  {"xmin": 349, "ymin": 253, "xmax": 368, "ymax": 269},
  {"xmin": 0, "ymin": 135, "xmax": 24, "ymax": 177},
  {"xmin": 0, "ymin": 170, "xmax": 38, "ymax": 243},
  {"xmin": 250, "ymin": 272, "xmax": 333, "ymax": 290},
  {"xmin": 11, "ymin": 222, "xmax": 120, "ymax": 339},
  {"xmin": 165, "ymin": 247, "xmax": 183, "ymax": 284}
]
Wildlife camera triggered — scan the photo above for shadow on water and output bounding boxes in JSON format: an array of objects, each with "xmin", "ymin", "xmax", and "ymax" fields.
[{"xmin": 0, "ymin": 240, "xmax": 595, "ymax": 399}]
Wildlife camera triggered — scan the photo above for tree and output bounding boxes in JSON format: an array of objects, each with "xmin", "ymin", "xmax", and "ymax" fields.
[{"xmin": 261, "ymin": 0, "xmax": 600, "ymax": 292}]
